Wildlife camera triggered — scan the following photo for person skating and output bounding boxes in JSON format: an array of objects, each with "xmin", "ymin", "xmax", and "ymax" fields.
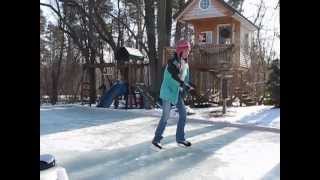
[{"xmin": 152, "ymin": 39, "xmax": 196, "ymax": 150}]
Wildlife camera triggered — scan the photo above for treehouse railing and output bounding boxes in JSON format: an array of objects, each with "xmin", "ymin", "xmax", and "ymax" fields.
[
  {"xmin": 163, "ymin": 44, "xmax": 235, "ymax": 71},
  {"xmin": 188, "ymin": 44, "xmax": 235, "ymax": 71}
]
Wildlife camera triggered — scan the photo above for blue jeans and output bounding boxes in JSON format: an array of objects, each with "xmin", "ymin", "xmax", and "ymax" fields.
[{"xmin": 153, "ymin": 92, "xmax": 187, "ymax": 143}]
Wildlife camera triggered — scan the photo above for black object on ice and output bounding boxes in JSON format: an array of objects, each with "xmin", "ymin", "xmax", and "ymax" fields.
[{"xmin": 40, "ymin": 154, "xmax": 56, "ymax": 171}]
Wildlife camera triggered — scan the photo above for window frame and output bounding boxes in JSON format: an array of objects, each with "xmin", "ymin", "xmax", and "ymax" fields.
[
  {"xmin": 199, "ymin": 31, "xmax": 213, "ymax": 44},
  {"xmin": 217, "ymin": 24, "xmax": 233, "ymax": 45},
  {"xmin": 199, "ymin": 0, "xmax": 210, "ymax": 10}
]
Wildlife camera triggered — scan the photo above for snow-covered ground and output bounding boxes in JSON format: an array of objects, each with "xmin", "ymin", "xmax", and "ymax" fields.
[
  {"xmin": 41, "ymin": 104, "xmax": 280, "ymax": 180},
  {"xmin": 129, "ymin": 105, "xmax": 280, "ymax": 130}
]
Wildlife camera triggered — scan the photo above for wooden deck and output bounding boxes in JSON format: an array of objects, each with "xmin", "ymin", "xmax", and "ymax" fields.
[{"xmin": 163, "ymin": 44, "xmax": 237, "ymax": 72}]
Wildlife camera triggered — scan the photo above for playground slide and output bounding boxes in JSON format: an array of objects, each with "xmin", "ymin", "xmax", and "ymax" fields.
[{"xmin": 97, "ymin": 81, "xmax": 128, "ymax": 108}]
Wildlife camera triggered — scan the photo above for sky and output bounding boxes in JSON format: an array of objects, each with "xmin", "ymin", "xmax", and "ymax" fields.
[
  {"xmin": 40, "ymin": 0, "xmax": 279, "ymax": 59},
  {"xmin": 241, "ymin": 0, "xmax": 280, "ymax": 59},
  {"xmin": 41, "ymin": 0, "xmax": 59, "ymax": 24}
]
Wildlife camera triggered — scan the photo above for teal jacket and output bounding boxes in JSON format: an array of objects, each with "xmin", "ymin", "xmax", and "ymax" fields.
[{"xmin": 160, "ymin": 53, "xmax": 190, "ymax": 105}]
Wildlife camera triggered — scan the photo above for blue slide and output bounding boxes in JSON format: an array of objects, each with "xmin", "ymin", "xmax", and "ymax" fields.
[{"xmin": 97, "ymin": 81, "xmax": 128, "ymax": 108}]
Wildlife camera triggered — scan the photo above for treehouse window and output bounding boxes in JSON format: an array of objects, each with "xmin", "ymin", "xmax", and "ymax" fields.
[
  {"xmin": 199, "ymin": 31, "xmax": 212, "ymax": 44},
  {"xmin": 217, "ymin": 25, "xmax": 232, "ymax": 45},
  {"xmin": 199, "ymin": 0, "xmax": 210, "ymax": 10}
]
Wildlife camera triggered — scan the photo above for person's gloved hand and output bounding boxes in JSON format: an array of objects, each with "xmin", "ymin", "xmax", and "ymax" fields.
[
  {"xmin": 188, "ymin": 85, "xmax": 196, "ymax": 96},
  {"xmin": 189, "ymin": 82, "xmax": 196, "ymax": 89},
  {"xmin": 180, "ymin": 82, "xmax": 195, "ymax": 94}
]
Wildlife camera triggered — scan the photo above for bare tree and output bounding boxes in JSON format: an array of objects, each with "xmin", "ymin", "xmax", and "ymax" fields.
[
  {"xmin": 41, "ymin": 0, "xmax": 109, "ymax": 104},
  {"xmin": 40, "ymin": 0, "xmax": 179, "ymax": 101},
  {"xmin": 43, "ymin": 22, "xmax": 66, "ymax": 105},
  {"xmin": 244, "ymin": 0, "xmax": 268, "ymax": 101}
]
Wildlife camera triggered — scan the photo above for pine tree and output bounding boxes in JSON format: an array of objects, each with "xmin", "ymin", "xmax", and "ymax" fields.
[{"xmin": 267, "ymin": 59, "xmax": 280, "ymax": 107}]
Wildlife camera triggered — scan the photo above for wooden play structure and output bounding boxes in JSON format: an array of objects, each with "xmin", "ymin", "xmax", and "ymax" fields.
[
  {"xmin": 114, "ymin": 47, "xmax": 155, "ymax": 109},
  {"xmin": 167, "ymin": 0, "xmax": 259, "ymax": 110},
  {"xmin": 80, "ymin": 47, "xmax": 156, "ymax": 109}
]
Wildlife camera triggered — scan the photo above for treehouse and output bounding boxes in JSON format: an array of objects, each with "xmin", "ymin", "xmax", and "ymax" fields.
[{"xmin": 167, "ymin": 0, "xmax": 258, "ymax": 106}]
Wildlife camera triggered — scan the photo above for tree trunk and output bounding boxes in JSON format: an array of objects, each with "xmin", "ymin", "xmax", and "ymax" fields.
[
  {"xmin": 144, "ymin": 0, "xmax": 158, "ymax": 95},
  {"xmin": 175, "ymin": 21, "xmax": 183, "ymax": 43},
  {"xmin": 117, "ymin": 0, "xmax": 124, "ymax": 48},
  {"xmin": 136, "ymin": 0, "xmax": 143, "ymax": 50},
  {"xmin": 183, "ymin": 23, "xmax": 189, "ymax": 40},
  {"xmin": 50, "ymin": 28, "xmax": 65, "ymax": 105},
  {"xmin": 157, "ymin": 0, "xmax": 168, "ymax": 96},
  {"xmin": 88, "ymin": 0, "xmax": 96, "ymax": 105},
  {"xmin": 174, "ymin": 0, "xmax": 185, "ymax": 43},
  {"xmin": 88, "ymin": 66, "xmax": 96, "ymax": 104},
  {"xmin": 50, "ymin": 73, "xmax": 58, "ymax": 105},
  {"xmin": 165, "ymin": 0, "xmax": 172, "ymax": 46}
]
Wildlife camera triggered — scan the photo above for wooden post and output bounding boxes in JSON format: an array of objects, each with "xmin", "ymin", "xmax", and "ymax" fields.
[
  {"xmin": 222, "ymin": 75, "xmax": 228, "ymax": 115},
  {"xmin": 222, "ymin": 99, "xmax": 227, "ymax": 114},
  {"xmin": 200, "ymin": 72, "xmax": 203, "ymax": 93},
  {"xmin": 141, "ymin": 64, "xmax": 144, "ymax": 83},
  {"xmin": 129, "ymin": 63, "xmax": 132, "ymax": 108},
  {"xmin": 133, "ymin": 63, "xmax": 137, "ymax": 107},
  {"xmin": 240, "ymin": 72, "xmax": 243, "ymax": 107}
]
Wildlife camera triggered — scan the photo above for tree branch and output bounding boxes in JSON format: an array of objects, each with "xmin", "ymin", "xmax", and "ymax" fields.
[
  {"xmin": 42, "ymin": 0, "xmax": 149, "ymax": 57},
  {"xmin": 40, "ymin": 2, "xmax": 84, "ymax": 52}
]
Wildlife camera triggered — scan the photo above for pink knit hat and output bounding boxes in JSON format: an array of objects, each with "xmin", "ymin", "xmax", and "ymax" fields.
[{"xmin": 176, "ymin": 40, "xmax": 191, "ymax": 57}]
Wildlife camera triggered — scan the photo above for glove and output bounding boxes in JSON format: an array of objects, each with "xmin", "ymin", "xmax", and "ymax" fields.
[
  {"xmin": 188, "ymin": 82, "xmax": 196, "ymax": 90},
  {"xmin": 180, "ymin": 83, "xmax": 193, "ymax": 93},
  {"xmin": 185, "ymin": 82, "xmax": 196, "ymax": 95},
  {"xmin": 189, "ymin": 88, "xmax": 196, "ymax": 96}
]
